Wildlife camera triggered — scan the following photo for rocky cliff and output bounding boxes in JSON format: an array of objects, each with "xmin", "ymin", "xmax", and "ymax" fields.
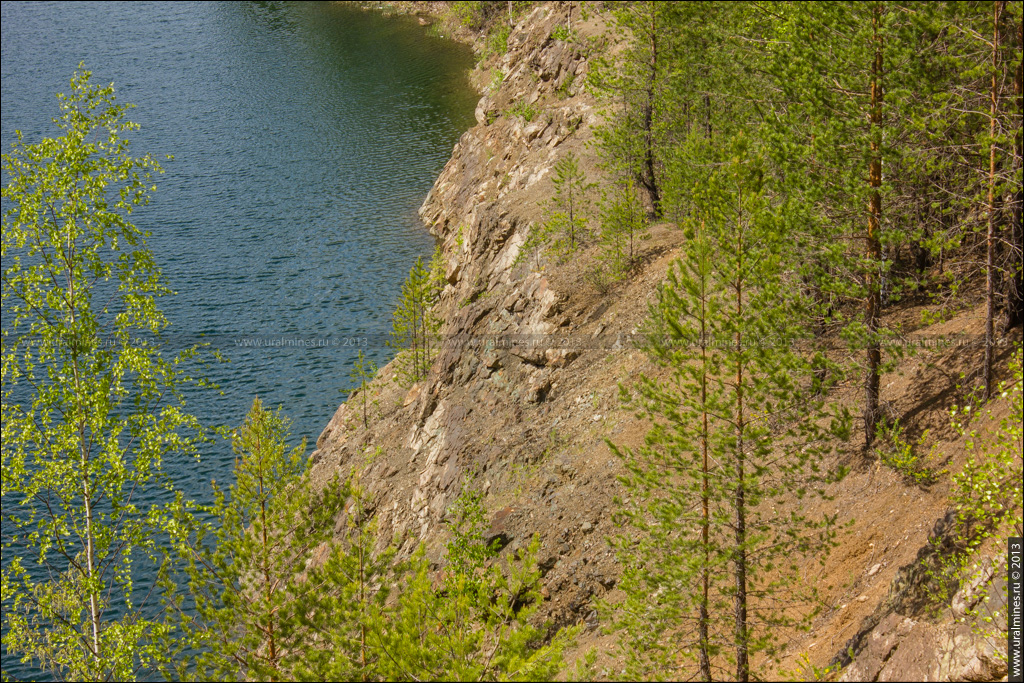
[
  {"xmin": 313, "ymin": 0, "xmax": 630, "ymax": 637},
  {"xmin": 314, "ymin": 3, "xmax": 1018, "ymax": 679}
]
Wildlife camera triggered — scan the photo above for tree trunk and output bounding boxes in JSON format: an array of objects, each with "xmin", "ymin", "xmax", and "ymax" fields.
[
  {"xmin": 698, "ymin": 224, "xmax": 712, "ymax": 682},
  {"xmin": 259, "ymin": 435, "xmax": 279, "ymax": 681},
  {"xmin": 1005, "ymin": 12, "xmax": 1023, "ymax": 332},
  {"xmin": 914, "ymin": 202, "xmax": 932, "ymax": 290},
  {"xmin": 640, "ymin": 3, "xmax": 662, "ymax": 217},
  {"xmin": 733, "ymin": 222, "xmax": 749, "ymax": 683},
  {"xmin": 83, "ymin": 455, "xmax": 101, "ymax": 664},
  {"xmin": 864, "ymin": 4, "xmax": 884, "ymax": 449},
  {"xmin": 68, "ymin": 235, "xmax": 102, "ymax": 666},
  {"xmin": 985, "ymin": 1, "xmax": 1003, "ymax": 399},
  {"xmin": 704, "ymin": 91, "xmax": 712, "ymax": 141}
]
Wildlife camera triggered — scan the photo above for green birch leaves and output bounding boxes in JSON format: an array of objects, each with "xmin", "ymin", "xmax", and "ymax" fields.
[{"xmin": 2, "ymin": 65, "xmax": 210, "ymax": 681}]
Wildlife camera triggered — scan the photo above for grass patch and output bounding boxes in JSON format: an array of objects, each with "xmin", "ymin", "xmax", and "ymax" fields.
[
  {"xmin": 508, "ymin": 100, "xmax": 539, "ymax": 122},
  {"xmin": 481, "ymin": 23, "xmax": 511, "ymax": 62},
  {"xmin": 549, "ymin": 24, "xmax": 576, "ymax": 42},
  {"xmin": 488, "ymin": 68, "xmax": 505, "ymax": 94},
  {"xmin": 875, "ymin": 419, "xmax": 943, "ymax": 485}
]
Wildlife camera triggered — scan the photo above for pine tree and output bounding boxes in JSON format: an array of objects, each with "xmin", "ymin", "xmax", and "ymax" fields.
[
  {"xmin": 549, "ymin": 151, "xmax": 594, "ymax": 253},
  {"xmin": 389, "ymin": 251, "xmax": 444, "ymax": 387},
  {"xmin": 894, "ymin": 2, "xmax": 1022, "ymax": 393},
  {"xmin": 1009, "ymin": 5, "xmax": 1023, "ymax": 332},
  {"xmin": 976, "ymin": 1, "xmax": 1024, "ymax": 397},
  {"xmin": 169, "ymin": 398, "xmax": 347, "ymax": 681},
  {"xmin": 588, "ymin": 1, "xmax": 678, "ymax": 217},
  {"xmin": 519, "ymin": 151, "xmax": 595, "ymax": 266},
  {"xmin": 292, "ymin": 481, "xmax": 395, "ymax": 682},
  {"xmin": 348, "ymin": 350, "xmax": 379, "ymax": 428},
  {"xmin": 609, "ymin": 144, "xmax": 848, "ymax": 681},
  {"xmin": 766, "ymin": 1, "xmax": 927, "ymax": 449},
  {"xmin": 378, "ymin": 492, "xmax": 578, "ymax": 681},
  {"xmin": 596, "ymin": 177, "xmax": 648, "ymax": 281}
]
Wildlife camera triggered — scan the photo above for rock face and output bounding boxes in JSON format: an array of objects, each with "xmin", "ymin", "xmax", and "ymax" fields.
[
  {"xmin": 420, "ymin": 7, "xmax": 599, "ymax": 304},
  {"xmin": 835, "ymin": 533, "xmax": 1011, "ymax": 683},
  {"xmin": 400, "ymin": 2, "xmax": 611, "ymax": 568},
  {"xmin": 308, "ymin": 1, "xmax": 625, "ymax": 633}
]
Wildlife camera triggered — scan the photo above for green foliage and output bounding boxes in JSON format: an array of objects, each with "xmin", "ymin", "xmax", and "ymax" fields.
[
  {"xmin": 766, "ymin": 1, "xmax": 958, "ymax": 444},
  {"xmin": 507, "ymin": 99, "xmax": 539, "ymax": 123},
  {"xmin": 899, "ymin": 2, "xmax": 1023, "ymax": 314},
  {"xmin": 169, "ymin": 410, "xmax": 576, "ymax": 682},
  {"xmin": 382, "ymin": 491, "xmax": 577, "ymax": 681},
  {"xmin": 586, "ymin": 1, "xmax": 672, "ymax": 216},
  {"xmin": 918, "ymin": 348, "xmax": 1022, "ymax": 668},
  {"xmin": 949, "ymin": 348, "xmax": 1024, "ymax": 550},
  {"xmin": 483, "ymin": 23, "xmax": 512, "ymax": 61},
  {"xmin": 489, "ymin": 68, "xmax": 505, "ymax": 94},
  {"xmin": 873, "ymin": 420, "xmax": 942, "ymax": 485},
  {"xmin": 586, "ymin": 0, "xmax": 1024, "ymax": 446},
  {"xmin": 595, "ymin": 177, "xmax": 647, "ymax": 281},
  {"xmin": 606, "ymin": 146, "xmax": 848, "ymax": 681},
  {"xmin": 449, "ymin": 1, "xmax": 490, "ymax": 28},
  {"xmin": 291, "ymin": 481, "xmax": 396, "ymax": 682},
  {"xmin": 389, "ymin": 249, "xmax": 445, "ymax": 387},
  {"xmin": 349, "ymin": 349, "xmax": 379, "ymax": 428},
  {"xmin": 549, "ymin": 24, "xmax": 574, "ymax": 43},
  {"xmin": 518, "ymin": 152, "xmax": 594, "ymax": 268},
  {"xmin": 455, "ymin": 0, "xmax": 534, "ymax": 61},
  {"xmin": 780, "ymin": 652, "xmax": 842, "ymax": 682},
  {"xmin": 1, "ymin": 64, "xmax": 213, "ymax": 681},
  {"xmin": 452, "ymin": 0, "xmax": 534, "ymax": 33},
  {"xmin": 168, "ymin": 398, "xmax": 346, "ymax": 681},
  {"xmin": 555, "ymin": 71, "xmax": 576, "ymax": 100}
]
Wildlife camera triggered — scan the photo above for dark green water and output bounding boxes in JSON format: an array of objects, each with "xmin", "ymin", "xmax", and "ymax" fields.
[{"xmin": 1, "ymin": 0, "xmax": 475, "ymax": 676}]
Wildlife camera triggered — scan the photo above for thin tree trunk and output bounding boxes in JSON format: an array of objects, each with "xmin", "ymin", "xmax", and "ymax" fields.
[
  {"xmin": 864, "ymin": 4, "xmax": 884, "ymax": 448},
  {"xmin": 641, "ymin": 3, "xmax": 661, "ymax": 217},
  {"xmin": 733, "ymin": 216, "xmax": 749, "ymax": 683},
  {"xmin": 414, "ymin": 297, "xmax": 422, "ymax": 381},
  {"xmin": 914, "ymin": 202, "xmax": 932, "ymax": 289},
  {"xmin": 704, "ymin": 91, "xmax": 712, "ymax": 141},
  {"xmin": 698, "ymin": 222, "xmax": 712, "ymax": 682},
  {"xmin": 359, "ymin": 528, "xmax": 368, "ymax": 680},
  {"xmin": 985, "ymin": 1, "xmax": 1003, "ymax": 400},
  {"xmin": 83, "ymin": 446, "xmax": 101, "ymax": 663},
  {"xmin": 1005, "ymin": 12, "xmax": 1023, "ymax": 332},
  {"xmin": 257, "ymin": 422, "xmax": 278, "ymax": 681},
  {"xmin": 67, "ymin": 217, "xmax": 102, "ymax": 665}
]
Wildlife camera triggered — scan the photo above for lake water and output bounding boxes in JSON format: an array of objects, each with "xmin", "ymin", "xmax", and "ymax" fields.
[{"xmin": 1, "ymin": 0, "xmax": 475, "ymax": 676}]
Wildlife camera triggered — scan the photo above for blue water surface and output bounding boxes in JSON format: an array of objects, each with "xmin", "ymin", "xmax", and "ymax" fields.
[{"xmin": 1, "ymin": 1, "xmax": 475, "ymax": 676}]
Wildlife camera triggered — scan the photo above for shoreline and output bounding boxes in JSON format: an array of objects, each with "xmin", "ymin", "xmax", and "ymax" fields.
[{"xmin": 347, "ymin": 1, "xmax": 485, "ymax": 51}]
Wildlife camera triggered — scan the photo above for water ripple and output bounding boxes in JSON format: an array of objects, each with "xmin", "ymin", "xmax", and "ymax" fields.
[{"xmin": 2, "ymin": 3, "xmax": 475, "ymax": 676}]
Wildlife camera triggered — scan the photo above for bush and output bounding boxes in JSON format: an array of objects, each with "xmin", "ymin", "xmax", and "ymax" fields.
[
  {"xmin": 950, "ymin": 348, "xmax": 1023, "ymax": 549},
  {"xmin": 550, "ymin": 24, "xmax": 575, "ymax": 42},
  {"xmin": 873, "ymin": 419, "xmax": 942, "ymax": 485},
  {"xmin": 483, "ymin": 23, "xmax": 512, "ymax": 60},
  {"xmin": 508, "ymin": 99, "xmax": 539, "ymax": 122}
]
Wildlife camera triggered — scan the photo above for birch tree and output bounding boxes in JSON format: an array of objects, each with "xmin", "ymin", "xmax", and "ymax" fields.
[{"xmin": 1, "ymin": 65, "xmax": 210, "ymax": 681}]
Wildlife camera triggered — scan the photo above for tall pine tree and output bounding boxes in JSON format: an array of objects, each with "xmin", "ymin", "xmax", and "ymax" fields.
[{"xmin": 610, "ymin": 142, "xmax": 848, "ymax": 681}]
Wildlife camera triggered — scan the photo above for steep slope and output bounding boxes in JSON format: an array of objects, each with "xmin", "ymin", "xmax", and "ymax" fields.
[{"xmin": 313, "ymin": 3, "xmax": 1020, "ymax": 679}]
